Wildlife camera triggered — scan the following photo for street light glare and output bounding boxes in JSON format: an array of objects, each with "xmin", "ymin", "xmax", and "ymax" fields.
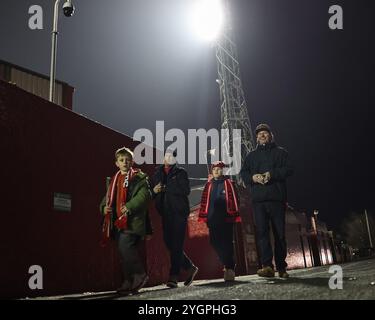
[{"xmin": 190, "ymin": 0, "xmax": 224, "ymax": 41}]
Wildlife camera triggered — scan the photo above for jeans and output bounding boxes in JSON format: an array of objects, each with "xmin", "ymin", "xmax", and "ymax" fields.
[
  {"xmin": 253, "ymin": 201, "xmax": 288, "ymax": 271},
  {"xmin": 209, "ymin": 222, "xmax": 235, "ymax": 269},
  {"xmin": 162, "ymin": 213, "xmax": 193, "ymax": 276},
  {"xmin": 116, "ymin": 231, "xmax": 145, "ymax": 281}
]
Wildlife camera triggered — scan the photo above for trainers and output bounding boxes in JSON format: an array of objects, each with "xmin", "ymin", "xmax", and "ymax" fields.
[
  {"xmin": 116, "ymin": 280, "xmax": 132, "ymax": 295},
  {"xmin": 278, "ymin": 270, "xmax": 290, "ymax": 279},
  {"xmin": 184, "ymin": 265, "xmax": 199, "ymax": 286},
  {"xmin": 224, "ymin": 268, "xmax": 235, "ymax": 282},
  {"xmin": 131, "ymin": 273, "xmax": 149, "ymax": 293},
  {"xmin": 166, "ymin": 276, "xmax": 178, "ymax": 288},
  {"xmin": 257, "ymin": 266, "xmax": 275, "ymax": 278}
]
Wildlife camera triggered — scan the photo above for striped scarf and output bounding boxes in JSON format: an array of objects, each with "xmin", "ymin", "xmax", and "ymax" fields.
[
  {"xmin": 101, "ymin": 168, "xmax": 138, "ymax": 247},
  {"xmin": 198, "ymin": 178, "xmax": 241, "ymax": 223}
]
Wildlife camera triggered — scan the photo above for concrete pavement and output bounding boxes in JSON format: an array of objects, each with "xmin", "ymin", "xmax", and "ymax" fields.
[{"xmin": 33, "ymin": 258, "xmax": 375, "ymax": 300}]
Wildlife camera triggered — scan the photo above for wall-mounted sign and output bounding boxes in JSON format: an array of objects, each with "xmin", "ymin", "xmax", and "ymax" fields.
[{"xmin": 53, "ymin": 193, "xmax": 71, "ymax": 212}]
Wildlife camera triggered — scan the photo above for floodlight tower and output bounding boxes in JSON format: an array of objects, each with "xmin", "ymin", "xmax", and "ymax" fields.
[
  {"xmin": 215, "ymin": 0, "xmax": 255, "ymax": 183},
  {"xmin": 191, "ymin": 0, "xmax": 255, "ymax": 183}
]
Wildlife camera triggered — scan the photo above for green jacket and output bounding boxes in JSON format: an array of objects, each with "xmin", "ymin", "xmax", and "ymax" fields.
[{"xmin": 100, "ymin": 170, "xmax": 153, "ymax": 237}]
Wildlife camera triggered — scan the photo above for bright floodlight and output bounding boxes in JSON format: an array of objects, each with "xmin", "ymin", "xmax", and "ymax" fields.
[{"xmin": 191, "ymin": 0, "xmax": 224, "ymax": 41}]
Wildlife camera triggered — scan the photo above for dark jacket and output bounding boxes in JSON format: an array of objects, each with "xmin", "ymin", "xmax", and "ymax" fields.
[
  {"xmin": 240, "ymin": 142, "xmax": 293, "ymax": 203},
  {"xmin": 199, "ymin": 176, "xmax": 241, "ymax": 224},
  {"xmin": 152, "ymin": 164, "xmax": 191, "ymax": 217},
  {"xmin": 100, "ymin": 170, "xmax": 153, "ymax": 237},
  {"xmin": 207, "ymin": 178, "xmax": 227, "ymax": 226}
]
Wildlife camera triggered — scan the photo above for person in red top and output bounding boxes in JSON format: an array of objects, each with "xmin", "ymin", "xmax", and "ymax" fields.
[{"xmin": 198, "ymin": 161, "xmax": 241, "ymax": 282}]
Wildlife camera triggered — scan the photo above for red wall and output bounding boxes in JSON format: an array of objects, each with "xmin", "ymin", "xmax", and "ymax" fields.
[
  {"xmin": 0, "ymin": 80, "xmax": 334, "ymax": 298},
  {"xmin": 0, "ymin": 80, "xmax": 225, "ymax": 298}
]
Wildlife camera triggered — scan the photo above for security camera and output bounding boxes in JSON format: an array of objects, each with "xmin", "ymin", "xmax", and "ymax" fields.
[{"xmin": 63, "ymin": 0, "xmax": 75, "ymax": 17}]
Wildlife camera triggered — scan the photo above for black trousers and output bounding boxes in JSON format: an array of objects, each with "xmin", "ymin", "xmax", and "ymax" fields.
[
  {"xmin": 162, "ymin": 213, "xmax": 193, "ymax": 276},
  {"xmin": 253, "ymin": 201, "xmax": 288, "ymax": 271},
  {"xmin": 116, "ymin": 231, "xmax": 145, "ymax": 281},
  {"xmin": 209, "ymin": 222, "xmax": 235, "ymax": 270}
]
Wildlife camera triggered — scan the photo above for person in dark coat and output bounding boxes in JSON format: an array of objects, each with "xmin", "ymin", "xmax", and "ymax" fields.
[
  {"xmin": 198, "ymin": 161, "xmax": 241, "ymax": 282},
  {"xmin": 240, "ymin": 124, "xmax": 294, "ymax": 278},
  {"xmin": 152, "ymin": 150, "xmax": 198, "ymax": 288}
]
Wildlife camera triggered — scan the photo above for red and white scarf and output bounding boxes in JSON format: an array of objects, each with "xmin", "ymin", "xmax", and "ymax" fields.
[
  {"xmin": 101, "ymin": 168, "xmax": 138, "ymax": 246},
  {"xmin": 198, "ymin": 178, "xmax": 241, "ymax": 223}
]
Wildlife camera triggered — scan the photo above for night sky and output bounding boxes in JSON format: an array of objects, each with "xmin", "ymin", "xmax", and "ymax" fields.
[{"xmin": 1, "ymin": 0, "xmax": 374, "ymax": 230}]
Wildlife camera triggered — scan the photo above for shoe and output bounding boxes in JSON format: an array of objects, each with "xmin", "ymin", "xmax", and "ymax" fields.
[
  {"xmin": 278, "ymin": 270, "xmax": 290, "ymax": 279},
  {"xmin": 116, "ymin": 280, "xmax": 132, "ymax": 295},
  {"xmin": 184, "ymin": 265, "xmax": 199, "ymax": 286},
  {"xmin": 131, "ymin": 273, "xmax": 149, "ymax": 293},
  {"xmin": 166, "ymin": 276, "xmax": 178, "ymax": 288},
  {"xmin": 224, "ymin": 268, "xmax": 235, "ymax": 282},
  {"xmin": 257, "ymin": 266, "xmax": 275, "ymax": 278}
]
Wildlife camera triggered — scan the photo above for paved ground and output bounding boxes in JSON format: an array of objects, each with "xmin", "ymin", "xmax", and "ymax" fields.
[{"xmin": 37, "ymin": 259, "xmax": 375, "ymax": 300}]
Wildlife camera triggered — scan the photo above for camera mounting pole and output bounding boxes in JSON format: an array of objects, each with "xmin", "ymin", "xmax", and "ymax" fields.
[
  {"xmin": 49, "ymin": 0, "xmax": 61, "ymax": 103},
  {"xmin": 49, "ymin": 0, "xmax": 74, "ymax": 103}
]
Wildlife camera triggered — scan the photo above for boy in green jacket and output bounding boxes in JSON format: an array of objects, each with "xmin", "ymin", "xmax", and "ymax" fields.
[{"xmin": 100, "ymin": 147, "xmax": 153, "ymax": 295}]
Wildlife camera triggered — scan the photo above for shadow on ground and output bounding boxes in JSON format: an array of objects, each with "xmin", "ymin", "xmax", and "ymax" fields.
[
  {"xmin": 58, "ymin": 276, "xmax": 352, "ymax": 300},
  {"xmin": 268, "ymin": 276, "xmax": 351, "ymax": 287},
  {"xmin": 194, "ymin": 276, "xmax": 351, "ymax": 289},
  {"xmin": 195, "ymin": 280, "xmax": 248, "ymax": 288},
  {"xmin": 60, "ymin": 287, "xmax": 173, "ymax": 300}
]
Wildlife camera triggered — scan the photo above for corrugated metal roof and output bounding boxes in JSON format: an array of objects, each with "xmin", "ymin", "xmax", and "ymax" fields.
[{"xmin": 0, "ymin": 59, "xmax": 72, "ymax": 87}]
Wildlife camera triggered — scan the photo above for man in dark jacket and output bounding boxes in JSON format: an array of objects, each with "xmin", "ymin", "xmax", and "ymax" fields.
[
  {"xmin": 240, "ymin": 124, "xmax": 293, "ymax": 278},
  {"xmin": 152, "ymin": 150, "xmax": 198, "ymax": 288}
]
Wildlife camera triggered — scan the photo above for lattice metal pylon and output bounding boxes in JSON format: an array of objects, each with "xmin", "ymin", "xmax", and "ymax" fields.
[{"xmin": 215, "ymin": 0, "xmax": 255, "ymax": 183}]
